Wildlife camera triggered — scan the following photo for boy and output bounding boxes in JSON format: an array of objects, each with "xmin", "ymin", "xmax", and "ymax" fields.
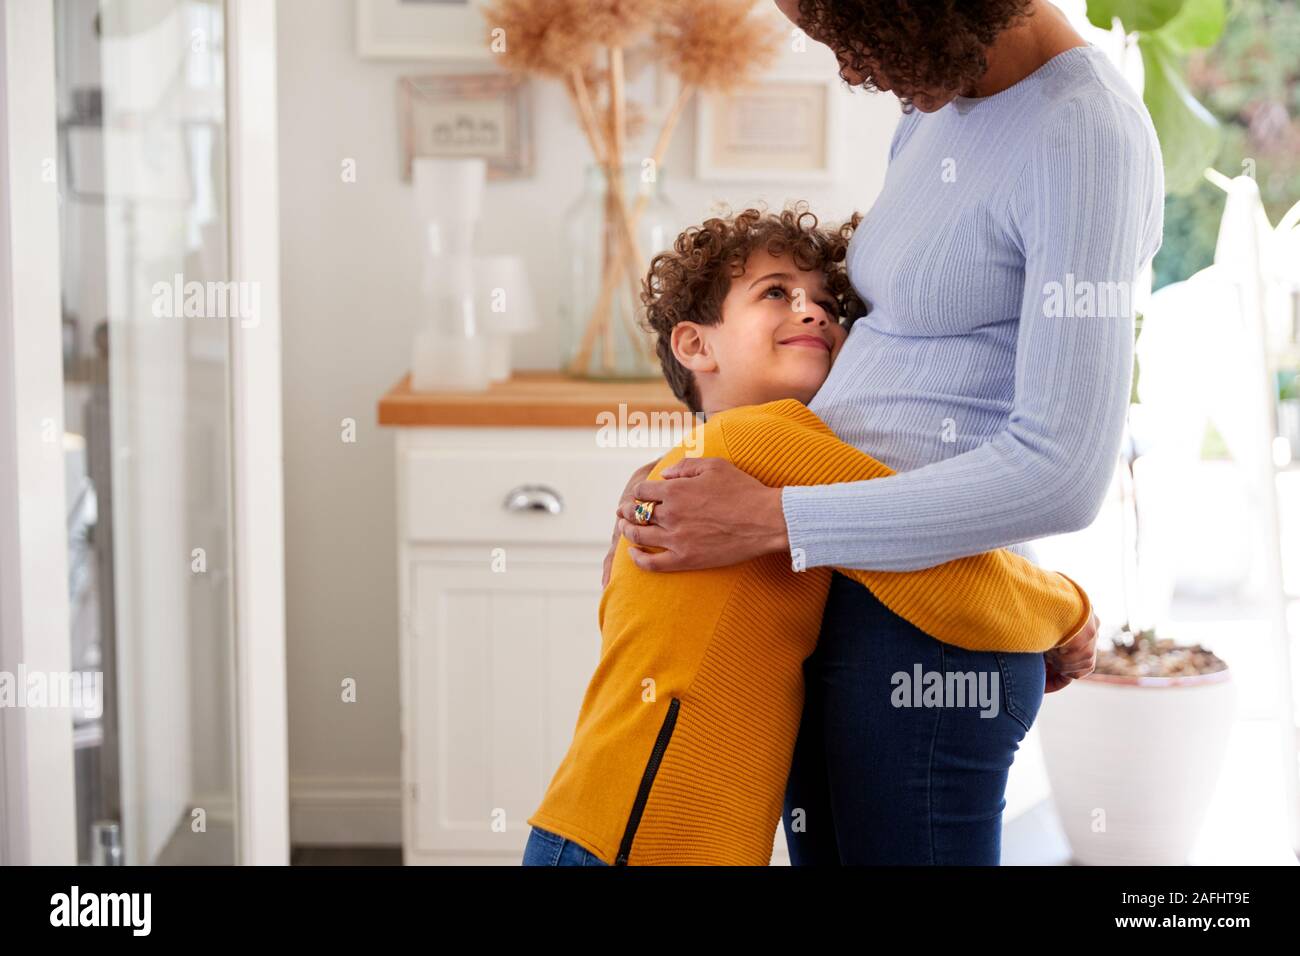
[{"xmin": 523, "ymin": 205, "xmax": 1094, "ymax": 866}]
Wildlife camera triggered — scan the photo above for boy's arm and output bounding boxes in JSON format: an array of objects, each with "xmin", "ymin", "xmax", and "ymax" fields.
[{"xmin": 718, "ymin": 402, "xmax": 1090, "ymax": 653}]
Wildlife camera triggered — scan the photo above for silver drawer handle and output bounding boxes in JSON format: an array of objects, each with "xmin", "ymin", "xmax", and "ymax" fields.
[{"xmin": 502, "ymin": 484, "xmax": 564, "ymax": 515}]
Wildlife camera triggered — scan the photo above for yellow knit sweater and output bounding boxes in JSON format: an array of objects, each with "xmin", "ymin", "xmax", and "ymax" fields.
[{"xmin": 527, "ymin": 398, "xmax": 1090, "ymax": 865}]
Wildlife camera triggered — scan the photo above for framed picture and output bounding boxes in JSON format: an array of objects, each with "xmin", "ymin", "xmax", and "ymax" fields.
[
  {"xmin": 694, "ymin": 76, "xmax": 839, "ymax": 183},
  {"xmin": 356, "ymin": 0, "xmax": 490, "ymax": 61},
  {"xmin": 398, "ymin": 73, "xmax": 532, "ymax": 181}
]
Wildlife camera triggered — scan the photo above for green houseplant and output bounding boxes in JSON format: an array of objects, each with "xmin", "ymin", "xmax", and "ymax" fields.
[{"xmin": 1087, "ymin": 0, "xmax": 1227, "ymax": 194}]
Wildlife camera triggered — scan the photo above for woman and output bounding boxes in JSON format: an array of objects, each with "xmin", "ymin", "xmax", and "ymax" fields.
[{"xmin": 603, "ymin": 0, "xmax": 1164, "ymax": 864}]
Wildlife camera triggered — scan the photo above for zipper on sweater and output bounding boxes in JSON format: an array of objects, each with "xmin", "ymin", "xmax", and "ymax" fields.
[{"xmin": 614, "ymin": 696, "xmax": 681, "ymax": 866}]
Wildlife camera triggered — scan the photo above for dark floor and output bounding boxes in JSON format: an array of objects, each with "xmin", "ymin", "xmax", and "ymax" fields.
[{"xmin": 290, "ymin": 845, "xmax": 402, "ymax": 865}]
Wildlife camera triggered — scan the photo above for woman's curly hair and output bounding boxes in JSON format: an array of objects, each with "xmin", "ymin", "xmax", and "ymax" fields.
[
  {"xmin": 641, "ymin": 203, "xmax": 865, "ymax": 413},
  {"xmin": 797, "ymin": 0, "xmax": 1035, "ymax": 106}
]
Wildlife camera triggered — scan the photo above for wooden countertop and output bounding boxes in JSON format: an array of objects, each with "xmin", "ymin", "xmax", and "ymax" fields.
[{"xmin": 377, "ymin": 371, "xmax": 687, "ymax": 427}]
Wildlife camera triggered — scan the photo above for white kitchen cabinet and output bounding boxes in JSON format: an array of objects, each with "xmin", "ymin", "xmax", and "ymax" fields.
[
  {"xmin": 402, "ymin": 545, "xmax": 603, "ymax": 862},
  {"xmin": 392, "ymin": 417, "xmax": 671, "ymax": 865},
  {"xmin": 383, "ymin": 374, "xmax": 789, "ymax": 865}
]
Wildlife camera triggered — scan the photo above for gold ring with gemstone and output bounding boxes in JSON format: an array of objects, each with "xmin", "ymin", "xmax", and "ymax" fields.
[{"xmin": 632, "ymin": 498, "xmax": 656, "ymax": 525}]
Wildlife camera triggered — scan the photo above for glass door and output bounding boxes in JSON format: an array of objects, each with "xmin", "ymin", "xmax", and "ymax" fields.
[{"xmin": 54, "ymin": 0, "xmax": 237, "ymax": 866}]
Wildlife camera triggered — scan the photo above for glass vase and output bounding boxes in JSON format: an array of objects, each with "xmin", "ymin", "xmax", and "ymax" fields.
[
  {"xmin": 410, "ymin": 220, "xmax": 490, "ymax": 391},
  {"xmin": 410, "ymin": 158, "xmax": 491, "ymax": 392},
  {"xmin": 561, "ymin": 162, "xmax": 675, "ymax": 380}
]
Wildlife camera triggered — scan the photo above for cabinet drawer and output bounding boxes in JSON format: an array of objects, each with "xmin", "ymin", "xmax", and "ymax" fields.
[{"xmin": 402, "ymin": 446, "xmax": 651, "ymax": 545}]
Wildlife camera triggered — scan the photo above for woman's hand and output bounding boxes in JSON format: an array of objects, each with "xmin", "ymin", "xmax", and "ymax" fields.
[
  {"xmin": 602, "ymin": 458, "xmax": 658, "ymax": 588},
  {"xmin": 1044, "ymin": 610, "xmax": 1099, "ymax": 693},
  {"xmin": 614, "ymin": 457, "xmax": 789, "ymax": 572}
]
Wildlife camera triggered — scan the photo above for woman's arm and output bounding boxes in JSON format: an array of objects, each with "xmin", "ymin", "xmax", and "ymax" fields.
[
  {"xmin": 782, "ymin": 95, "xmax": 1164, "ymax": 572},
  {"xmin": 618, "ymin": 400, "xmax": 1091, "ymax": 651},
  {"xmin": 614, "ymin": 403, "xmax": 1102, "ymax": 683}
]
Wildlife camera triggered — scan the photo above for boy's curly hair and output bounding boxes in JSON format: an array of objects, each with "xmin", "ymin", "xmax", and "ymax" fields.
[
  {"xmin": 641, "ymin": 203, "xmax": 865, "ymax": 413},
  {"xmin": 796, "ymin": 0, "xmax": 1035, "ymax": 108}
]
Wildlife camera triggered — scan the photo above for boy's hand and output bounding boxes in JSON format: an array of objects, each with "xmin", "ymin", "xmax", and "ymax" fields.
[
  {"xmin": 1044, "ymin": 610, "xmax": 1100, "ymax": 693},
  {"xmin": 602, "ymin": 458, "xmax": 658, "ymax": 588}
]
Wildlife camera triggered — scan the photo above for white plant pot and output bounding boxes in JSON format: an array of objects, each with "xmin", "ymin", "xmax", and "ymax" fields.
[{"xmin": 1037, "ymin": 671, "xmax": 1235, "ymax": 865}]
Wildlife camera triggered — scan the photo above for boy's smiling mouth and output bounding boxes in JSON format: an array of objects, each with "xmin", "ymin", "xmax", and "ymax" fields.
[{"xmin": 778, "ymin": 333, "xmax": 833, "ymax": 353}]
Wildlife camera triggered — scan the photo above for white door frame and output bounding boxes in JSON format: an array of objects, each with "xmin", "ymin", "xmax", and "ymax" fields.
[
  {"xmin": 225, "ymin": 0, "xmax": 290, "ymax": 866},
  {"xmin": 0, "ymin": 0, "xmax": 77, "ymax": 867},
  {"xmin": 0, "ymin": 0, "xmax": 289, "ymax": 865}
]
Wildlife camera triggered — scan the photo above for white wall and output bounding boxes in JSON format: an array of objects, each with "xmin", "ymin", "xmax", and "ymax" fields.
[{"xmin": 276, "ymin": 0, "xmax": 898, "ymax": 842}]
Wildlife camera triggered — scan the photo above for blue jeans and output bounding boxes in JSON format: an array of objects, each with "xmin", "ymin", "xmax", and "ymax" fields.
[
  {"xmin": 783, "ymin": 572, "xmax": 1046, "ymax": 865},
  {"xmin": 521, "ymin": 826, "xmax": 610, "ymax": 866}
]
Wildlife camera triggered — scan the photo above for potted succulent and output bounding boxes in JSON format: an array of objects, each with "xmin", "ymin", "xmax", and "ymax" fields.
[
  {"xmin": 1036, "ymin": 308, "xmax": 1235, "ymax": 865},
  {"xmin": 1037, "ymin": 622, "xmax": 1234, "ymax": 865},
  {"xmin": 1037, "ymin": 631, "xmax": 1233, "ymax": 865}
]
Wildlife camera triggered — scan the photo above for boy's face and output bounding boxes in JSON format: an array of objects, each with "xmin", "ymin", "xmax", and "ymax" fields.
[{"xmin": 672, "ymin": 248, "xmax": 848, "ymax": 414}]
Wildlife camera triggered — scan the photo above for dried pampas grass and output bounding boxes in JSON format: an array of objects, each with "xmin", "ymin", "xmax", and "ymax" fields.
[
  {"xmin": 481, "ymin": 0, "xmax": 782, "ymax": 377},
  {"xmin": 654, "ymin": 0, "xmax": 779, "ymax": 94},
  {"xmin": 483, "ymin": 0, "xmax": 597, "ymax": 77},
  {"xmin": 580, "ymin": 0, "xmax": 665, "ymax": 48}
]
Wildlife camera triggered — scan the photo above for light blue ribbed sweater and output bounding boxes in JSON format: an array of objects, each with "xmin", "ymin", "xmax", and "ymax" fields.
[{"xmin": 782, "ymin": 43, "xmax": 1164, "ymax": 573}]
